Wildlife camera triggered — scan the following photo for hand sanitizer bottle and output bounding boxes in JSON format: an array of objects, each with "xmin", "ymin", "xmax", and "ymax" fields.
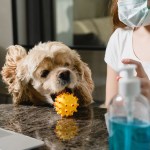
[{"xmin": 108, "ymin": 65, "xmax": 150, "ymax": 150}]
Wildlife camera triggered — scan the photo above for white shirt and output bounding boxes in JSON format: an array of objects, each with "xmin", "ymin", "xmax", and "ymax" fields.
[{"xmin": 104, "ymin": 27, "xmax": 150, "ymax": 79}]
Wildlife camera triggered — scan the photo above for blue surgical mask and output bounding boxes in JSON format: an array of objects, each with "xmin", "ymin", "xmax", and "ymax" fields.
[{"xmin": 118, "ymin": 0, "xmax": 150, "ymax": 27}]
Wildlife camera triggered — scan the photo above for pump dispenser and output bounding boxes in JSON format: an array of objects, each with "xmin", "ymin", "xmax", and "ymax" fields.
[{"xmin": 108, "ymin": 65, "xmax": 150, "ymax": 150}]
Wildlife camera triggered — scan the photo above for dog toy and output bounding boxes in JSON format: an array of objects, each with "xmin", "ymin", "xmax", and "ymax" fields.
[
  {"xmin": 55, "ymin": 119, "xmax": 78, "ymax": 141},
  {"xmin": 54, "ymin": 92, "xmax": 79, "ymax": 117}
]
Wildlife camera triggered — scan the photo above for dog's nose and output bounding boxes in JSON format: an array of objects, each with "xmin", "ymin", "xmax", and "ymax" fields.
[{"xmin": 59, "ymin": 70, "xmax": 70, "ymax": 82}]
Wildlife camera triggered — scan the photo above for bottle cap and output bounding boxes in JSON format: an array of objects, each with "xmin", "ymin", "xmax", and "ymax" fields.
[{"xmin": 118, "ymin": 64, "xmax": 140, "ymax": 97}]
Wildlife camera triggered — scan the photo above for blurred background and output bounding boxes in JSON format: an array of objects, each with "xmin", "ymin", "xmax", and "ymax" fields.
[{"xmin": 0, "ymin": 0, "xmax": 113, "ymax": 104}]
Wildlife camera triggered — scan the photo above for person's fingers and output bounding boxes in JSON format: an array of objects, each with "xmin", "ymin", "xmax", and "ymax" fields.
[
  {"xmin": 139, "ymin": 78, "xmax": 150, "ymax": 100},
  {"xmin": 140, "ymin": 78, "xmax": 150, "ymax": 88},
  {"xmin": 122, "ymin": 59, "xmax": 148, "ymax": 78},
  {"xmin": 141, "ymin": 87, "xmax": 150, "ymax": 100},
  {"xmin": 116, "ymin": 76, "xmax": 122, "ymax": 81}
]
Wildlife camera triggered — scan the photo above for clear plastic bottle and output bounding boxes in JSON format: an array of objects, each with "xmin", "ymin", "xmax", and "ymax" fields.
[{"xmin": 108, "ymin": 65, "xmax": 150, "ymax": 150}]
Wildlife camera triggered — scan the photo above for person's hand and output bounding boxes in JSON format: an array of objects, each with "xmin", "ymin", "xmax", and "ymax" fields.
[{"xmin": 122, "ymin": 59, "xmax": 150, "ymax": 101}]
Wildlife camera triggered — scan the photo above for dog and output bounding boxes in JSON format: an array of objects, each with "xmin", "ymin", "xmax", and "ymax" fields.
[{"xmin": 1, "ymin": 42, "xmax": 94, "ymax": 107}]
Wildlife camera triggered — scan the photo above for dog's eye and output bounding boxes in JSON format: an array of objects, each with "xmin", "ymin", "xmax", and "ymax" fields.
[{"xmin": 41, "ymin": 70, "xmax": 50, "ymax": 78}]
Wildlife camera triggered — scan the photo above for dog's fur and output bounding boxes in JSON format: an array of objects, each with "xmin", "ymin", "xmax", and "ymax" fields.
[{"xmin": 1, "ymin": 42, "xmax": 94, "ymax": 106}]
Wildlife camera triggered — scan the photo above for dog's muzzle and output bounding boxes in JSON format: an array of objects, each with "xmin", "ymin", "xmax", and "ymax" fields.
[
  {"xmin": 51, "ymin": 88, "xmax": 72, "ymax": 102},
  {"xmin": 50, "ymin": 70, "xmax": 74, "ymax": 102},
  {"xmin": 59, "ymin": 70, "xmax": 71, "ymax": 85}
]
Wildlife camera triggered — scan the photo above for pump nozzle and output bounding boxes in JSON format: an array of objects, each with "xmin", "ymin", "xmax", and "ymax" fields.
[
  {"xmin": 118, "ymin": 64, "xmax": 140, "ymax": 122},
  {"xmin": 118, "ymin": 64, "xmax": 140, "ymax": 97},
  {"xmin": 118, "ymin": 64, "xmax": 136, "ymax": 78}
]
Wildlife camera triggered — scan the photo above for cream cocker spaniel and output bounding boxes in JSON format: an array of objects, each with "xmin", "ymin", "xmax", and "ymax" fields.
[{"xmin": 1, "ymin": 42, "xmax": 94, "ymax": 107}]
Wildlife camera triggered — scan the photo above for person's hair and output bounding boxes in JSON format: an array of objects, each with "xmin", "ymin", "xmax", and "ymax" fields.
[{"xmin": 111, "ymin": 0, "xmax": 126, "ymax": 30}]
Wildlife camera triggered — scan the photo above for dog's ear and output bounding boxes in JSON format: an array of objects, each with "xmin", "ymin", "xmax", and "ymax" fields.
[
  {"xmin": 73, "ymin": 51, "xmax": 94, "ymax": 106},
  {"xmin": 73, "ymin": 51, "xmax": 94, "ymax": 92},
  {"xmin": 1, "ymin": 45, "xmax": 27, "ymax": 104}
]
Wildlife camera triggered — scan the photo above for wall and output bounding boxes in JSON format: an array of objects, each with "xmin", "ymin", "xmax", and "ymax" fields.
[
  {"xmin": 0, "ymin": 0, "xmax": 13, "ymax": 103},
  {"xmin": 55, "ymin": 0, "xmax": 74, "ymax": 45},
  {"xmin": 0, "ymin": 0, "xmax": 13, "ymax": 48}
]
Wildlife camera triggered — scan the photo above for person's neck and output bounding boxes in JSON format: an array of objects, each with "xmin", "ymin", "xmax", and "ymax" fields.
[{"xmin": 134, "ymin": 25, "xmax": 150, "ymax": 36}]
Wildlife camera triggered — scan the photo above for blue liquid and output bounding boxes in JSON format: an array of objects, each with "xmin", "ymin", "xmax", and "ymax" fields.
[{"xmin": 109, "ymin": 117, "xmax": 150, "ymax": 150}]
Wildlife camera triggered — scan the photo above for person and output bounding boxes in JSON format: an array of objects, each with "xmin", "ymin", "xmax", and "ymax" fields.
[{"xmin": 104, "ymin": 0, "xmax": 150, "ymax": 107}]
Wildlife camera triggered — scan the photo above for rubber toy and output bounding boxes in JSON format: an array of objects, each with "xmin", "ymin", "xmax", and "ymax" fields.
[{"xmin": 54, "ymin": 92, "xmax": 79, "ymax": 117}]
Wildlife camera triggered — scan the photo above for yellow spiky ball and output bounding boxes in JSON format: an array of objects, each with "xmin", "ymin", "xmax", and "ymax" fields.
[
  {"xmin": 54, "ymin": 92, "xmax": 79, "ymax": 117},
  {"xmin": 55, "ymin": 119, "xmax": 78, "ymax": 141}
]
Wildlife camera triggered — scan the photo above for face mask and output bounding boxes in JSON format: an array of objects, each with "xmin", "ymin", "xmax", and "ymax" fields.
[{"xmin": 118, "ymin": 0, "xmax": 150, "ymax": 27}]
